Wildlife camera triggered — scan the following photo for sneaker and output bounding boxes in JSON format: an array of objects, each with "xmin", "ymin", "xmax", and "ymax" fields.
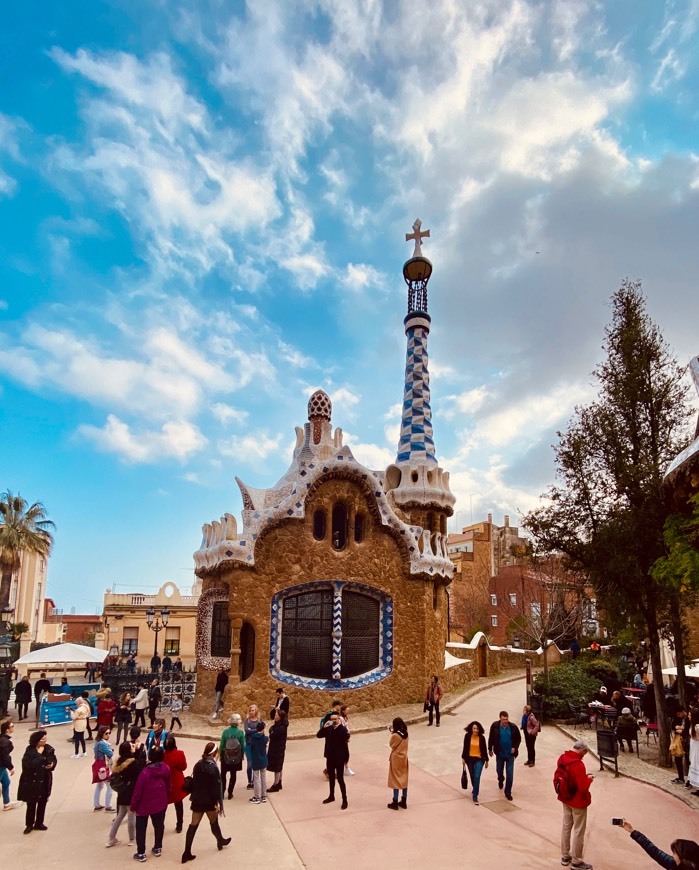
[
  {"xmin": 473, "ymin": 797, "xmax": 479, "ymax": 805},
  {"xmin": 571, "ymin": 863, "xmax": 592, "ymax": 870},
  {"xmin": 105, "ymin": 807, "xmax": 117, "ymax": 813},
  {"xmin": 129, "ymin": 841, "xmax": 135, "ymax": 847},
  {"xmin": 246, "ymin": 783, "xmax": 254, "ymax": 789},
  {"xmin": 498, "ymin": 780, "xmax": 504, "ymax": 790},
  {"xmin": 505, "ymin": 794, "xmax": 513, "ymax": 801},
  {"xmin": 561, "ymin": 859, "xmax": 572, "ymax": 867},
  {"xmin": 70, "ymin": 754, "xmax": 80, "ymax": 759},
  {"xmin": 34, "ymin": 824, "xmax": 48, "ymax": 831},
  {"xmin": 260, "ymin": 797, "xmax": 267, "ymax": 803},
  {"xmin": 670, "ymin": 777, "xmax": 684, "ymax": 784},
  {"xmin": 344, "ymin": 768, "xmax": 356, "ymax": 776},
  {"xmin": 94, "ymin": 806, "xmax": 105, "ymax": 812},
  {"xmin": 106, "ymin": 840, "xmax": 119, "ymax": 848},
  {"xmin": 249, "ymin": 797, "xmax": 260, "ymax": 804},
  {"xmin": 3, "ymin": 802, "xmax": 20, "ymax": 811},
  {"xmin": 133, "ymin": 854, "xmax": 147, "ymax": 863},
  {"xmin": 151, "ymin": 848, "xmax": 162, "ymax": 857}
]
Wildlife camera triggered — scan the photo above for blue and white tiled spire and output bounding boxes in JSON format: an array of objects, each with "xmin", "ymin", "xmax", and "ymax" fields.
[{"xmin": 385, "ymin": 220, "xmax": 455, "ymax": 516}]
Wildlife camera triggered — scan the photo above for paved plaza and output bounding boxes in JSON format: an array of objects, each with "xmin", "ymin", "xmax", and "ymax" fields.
[{"xmin": 1, "ymin": 677, "xmax": 696, "ymax": 869}]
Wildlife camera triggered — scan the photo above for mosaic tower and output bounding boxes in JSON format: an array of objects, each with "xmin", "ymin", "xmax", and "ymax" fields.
[{"xmin": 385, "ymin": 219, "xmax": 455, "ymax": 536}]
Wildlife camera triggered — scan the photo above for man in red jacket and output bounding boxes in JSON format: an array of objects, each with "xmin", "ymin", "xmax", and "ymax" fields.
[{"xmin": 557, "ymin": 739, "xmax": 594, "ymax": 870}]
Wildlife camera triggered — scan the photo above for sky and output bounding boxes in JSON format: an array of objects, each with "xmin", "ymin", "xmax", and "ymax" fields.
[{"xmin": 1, "ymin": 0, "xmax": 698, "ymax": 615}]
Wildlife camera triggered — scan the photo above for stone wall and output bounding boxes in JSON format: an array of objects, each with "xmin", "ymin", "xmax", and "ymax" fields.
[{"xmin": 193, "ymin": 476, "xmax": 451, "ymax": 720}]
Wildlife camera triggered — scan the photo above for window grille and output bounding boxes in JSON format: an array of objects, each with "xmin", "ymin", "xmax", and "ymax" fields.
[{"xmin": 211, "ymin": 601, "xmax": 231, "ymax": 658}]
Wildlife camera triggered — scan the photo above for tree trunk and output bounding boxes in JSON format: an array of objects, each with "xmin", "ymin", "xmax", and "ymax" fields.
[
  {"xmin": 0, "ymin": 566, "xmax": 12, "ymax": 612},
  {"xmin": 668, "ymin": 594, "xmax": 687, "ymax": 710},
  {"xmin": 646, "ymin": 613, "xmax": 671, "ymax": 767},
  {"xmin": 542, "ymin": 641, "xmax": 549, "ymax": 681}
]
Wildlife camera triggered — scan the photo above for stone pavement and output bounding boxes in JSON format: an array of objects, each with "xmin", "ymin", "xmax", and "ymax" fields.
[{"xmin": 1, "ymin": 676, "xmax": 696, "ymax": 869}]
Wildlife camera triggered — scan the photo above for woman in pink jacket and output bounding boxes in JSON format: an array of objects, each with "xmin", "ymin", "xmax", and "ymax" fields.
[{"xmin": 130, "ymin": 746, "xmax": 171, "ymax": 862}]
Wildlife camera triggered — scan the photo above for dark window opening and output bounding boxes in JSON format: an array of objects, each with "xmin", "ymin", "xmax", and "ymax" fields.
[
  {"xmin": 164, "ymin": 640, "xmax": 180, "ymax": 655},
  {"xmin": 331, "ymin": 503, "xmax": 348, "ymax": 550},
  {"xmin": 239, "ymin": 621, "xmax": 255, "ymax": 681},
  {"xmin": 354, "ymin": 513, "xmax": 365, "ymax": 543},
  {"xmin": 281, "ymin": 590, "xmax": 333, "ymax": 679},
  {"xmin": 426, "ymin": 512, "xmax": 435, "ymax": 532},
  {"xmin": 411, "ymin": 471, "xmax": 418, "ymax": 483},
  {"xmin": 341, "ymin": 591, "xmax": 380, "ymax": 677},
  {"xmin": 313, "ymin": 509, "xmax": 326, "ymax": 541},
  {"xmin": 121, "ymin": 639, "xmax": 138, "ymax": 655},
  {"xmin": 211, "ymin": 601, "xmax": 232, "ymax": 658}
]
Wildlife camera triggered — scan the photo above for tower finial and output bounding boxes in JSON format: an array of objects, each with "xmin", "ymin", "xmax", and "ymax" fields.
[{"xmin": 405, "ymin": 218, "xmax": 430, "ymax": 258}]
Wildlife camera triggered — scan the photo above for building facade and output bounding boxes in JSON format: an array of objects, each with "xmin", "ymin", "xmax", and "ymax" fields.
[
  {"xmin": 191, "ymin": 223, "xmax": 460, "ymax": 718},
  {"xmin": 2, "ymin": 549, "xmax": 50, "ymax": 654},
  {"xmin": 102, "ymin": 581, "xmax": 200, "ymax": 668}
]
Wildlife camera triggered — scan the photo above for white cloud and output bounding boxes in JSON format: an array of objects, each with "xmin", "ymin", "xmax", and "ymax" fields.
[
  {"xmin": 340, "ymin": 263, "xmax": 386, "ymax": 293},
  {"xmin": 79, "ymin": 414, "xmax": 207, "ymax": 463},
  {"xmin": 211, "ymin": 402, "xmax": 248, "ymax": 425},
  {"xmin": 218, "ymin": 431, "xmax": 283, "ymax": 462},
  {"xmin": 343, "ymin": 435, "xmax": 394, "ymax": 471},
  {"xmin": 445, "ymin": 386, "xmax": 491, "ymax": 418}
]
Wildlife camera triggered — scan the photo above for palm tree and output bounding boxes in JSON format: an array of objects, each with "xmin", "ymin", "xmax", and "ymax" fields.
[{"xmin": 0, "ymin": 491, "xmax": 55, "ymax": 612}]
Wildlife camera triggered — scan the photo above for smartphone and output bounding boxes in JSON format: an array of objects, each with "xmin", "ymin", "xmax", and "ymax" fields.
[{"xmin": 611, "ymin": 818, "xmax": 624, "ymax": 826}]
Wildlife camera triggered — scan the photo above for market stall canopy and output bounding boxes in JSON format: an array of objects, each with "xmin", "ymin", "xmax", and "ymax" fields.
[
  {"xmin": 661, "ymin": 663, "xmax": 699, "ymax": 678},
  {"xmin": 14, "ymin": 642, "xmax": 108, "ymax": 666}
]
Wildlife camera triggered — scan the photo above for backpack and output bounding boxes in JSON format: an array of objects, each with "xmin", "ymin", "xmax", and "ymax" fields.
[
  {"xmin": 109, "ymin": 772, "xmax": 127, "ymax": 793},
  {"xmin": 224, "ymin": 735, "xmax": 242, "ymax": 767},
  {"xmin": 553, "ymin": 759, "xmax": 577, "ymax": 802},
  {"xmin": 527, "ymin": 713, "xmax": 541, "ymax": 735}
]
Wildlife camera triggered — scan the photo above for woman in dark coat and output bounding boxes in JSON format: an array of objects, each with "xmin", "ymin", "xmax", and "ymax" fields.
[
  {"xmin": 14, "ymin": 677, "xmax": 32, "ymax": 721},
  {"xmin": 182, "ymin": 742, "xmax": 231, "ymax": 864},
  {"xmin": 106, "ymin": 741, "xmax": 141, "ymax": 847},
  {"xmin": 17, "ymin": 729, "xmax": 57, "ymax": 833},
  {"xmin": 267, "ymin": 708, "xmax": 288, "ymax": 792}
]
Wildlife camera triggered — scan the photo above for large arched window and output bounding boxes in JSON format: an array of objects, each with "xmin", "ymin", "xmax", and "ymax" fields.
[{"xmin": 270, "ymin": 581, "xmax": 392, "ymax": 690}]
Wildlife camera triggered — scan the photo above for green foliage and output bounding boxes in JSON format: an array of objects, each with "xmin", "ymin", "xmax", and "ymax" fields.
[
  {"xmin": 7, "ymin": 622, "xmax": 29, "ymax": 641},
  {"xmin": 582, "ymin": 659, "xmax": 619, "ymax": 683},
  {"xmin": 533, "ymin": 663, "xmax": 600, "ymax": 719},
  {"xmin": 651, "ymin": 493, "xmax": 699, "ymax": 597}
]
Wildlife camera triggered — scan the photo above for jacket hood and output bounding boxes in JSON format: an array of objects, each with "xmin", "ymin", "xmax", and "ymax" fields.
[
  {"xmin": 559, "ymin": 750, "xmax": 584, "ymax": 765},
  {"xmin": 112, "ymin": 757, "xmax": 135, "ymax": 774}
]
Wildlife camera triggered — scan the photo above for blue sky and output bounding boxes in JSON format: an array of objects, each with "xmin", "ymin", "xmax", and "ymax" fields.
[{"xmin": 1, "ymin": 0, "xmax": 698, "ymax": 614}]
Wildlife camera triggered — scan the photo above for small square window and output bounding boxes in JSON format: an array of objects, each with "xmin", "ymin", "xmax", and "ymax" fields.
[
  {"xmin": 491, "ymin": 615, "xmax": 498, "ymax": 627},
  {"xmin": 490, "ymin": 594, "xmax": 497, "ymax": 606},
  {"xmin": 509, "ymin": 593, "xmax": 517, "ymax": 606}
]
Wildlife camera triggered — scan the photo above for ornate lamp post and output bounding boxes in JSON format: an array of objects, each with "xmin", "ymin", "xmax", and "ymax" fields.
[
  {"xmin": 145, "ymin": 606, "xmax": 170, "ymax": 660},
  {"xmin": 0, "ymin": 604, "xmax": 15, "ymax": 717}
]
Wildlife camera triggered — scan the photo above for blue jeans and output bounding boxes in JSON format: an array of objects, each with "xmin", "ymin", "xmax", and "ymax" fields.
[
  {"xmin": 496, "ymin": 754, "xmax": 515, "ymax": 797},
  {"xmin": 0, "ymin": 767, "xmax": 10, "ymax": 805},
  {"xmin": 466, "ymin": 758, "xmax": 485, "ymax": 800}
]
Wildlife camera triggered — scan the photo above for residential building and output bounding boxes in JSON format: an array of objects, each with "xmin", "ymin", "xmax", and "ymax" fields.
[{"xmin": 2, "ymin": 548, "xmax": 50, "ymax": 654}]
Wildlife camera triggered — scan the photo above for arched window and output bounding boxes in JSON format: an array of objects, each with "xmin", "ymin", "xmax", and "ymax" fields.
[
  {"xmin": 211, "ymin": 601, "xmax": 231, "ymax": 658},
  {"xmin": 354, "ymin": 513, "xmax": 365, "ymax": 543},
  {"xmin": 331, "ymin": 503, "xmax": 348, "ymax": 550},
  {"xmin": 238, "ymin": 621, "xmax": 255, "ymax": 681},
  {"xmin": 280, "ymin": 589, "xmax": 333, "ymax": 679},
  {"xmin": 313, "ymin": 509, "xmax": 326, "ymax": 541}
]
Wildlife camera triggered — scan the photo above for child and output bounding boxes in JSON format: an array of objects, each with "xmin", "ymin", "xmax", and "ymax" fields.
[
  {"xmin": 170, "ymin": 694, "xmax": 183, "ymax": 731},
  {"xmin": 249, "ymin": 721, "xmax": 268, "ymax": 804}
]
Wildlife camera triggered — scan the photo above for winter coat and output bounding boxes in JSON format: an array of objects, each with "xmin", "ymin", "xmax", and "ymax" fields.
[
  {"xmin": 214, "ymin": 672, "xmax": 229, "ymax": 694},
  {"xmin": 555, "ymin": 749, "xmax": 592, "ymax": 809},
  {"xmin": 387, "ymin": 732, "xmax": 409, "ymax": 789},
  {"xmin": 130, "ymin": 762, "xmax": 171, "ymax": 816},
  {"xmin": 70, "ymin": 704, "xmax": 89, "ymax": 733},
  {"xmin": 616, "ymin": 713, "xmax": 638, "ymax": 739},
  {"xmin": 146, "ymin": 728, "xmax": 168, "ymax": 751},
  {"xmin": 189, "ymin": 758, "xmax": 222, "ymax": 813},
  {"xmin": 148, "ymin": 685, "xmax": 162, "ymax": 706},
  {"xmin": 219, "ymin": 726, "xmax": 245, "ymax": 771},
  {"xmin": 267, "ymin": 719, "xmax": 288, "ymax": 773},
  {"xmin": 629, "ymin": 831, "xmax": 675, "ymax": 869},
  {"xmin": 163, "ymin": 747, "xmax": 188, "ymax": 804},
  {"xmin": 112, "ymin": 756, "xmax": 140, "ymax": 807},
  {"xmin": 316, "ymin": 721, "xmax": 350, "ymax": 765},
  {"xmin": 487, "ymin": 721, "xmax": 522, "ymax": 757},
  {"xmin": 34, "ymin": 679, "xmax": 51, "ymax": 701},
  {"xmin": 97, "ymin": 698, "xmax": 117, "ymax": 727},
  {"xmin": 133, "ymin": 688, "xmax": 149, "ymax": 711},
  {"xmin": 249, "ymin": 731, "xmax": 269, "ymax": 770},
  {"xmin": 14, "ymin": 681, "xmax": 32, "ymax": 704},
  {"xmin": 115, "ymin": 702, "xmax": 132, "ymax": 725},
  {"xmin": 424, "ymin": 681, "xmax": 443, "ymax": 704},
  {"xmin": 0, "ymin": 733, "xmax": 14, "ymax": 771},
  {"xmin": 461, "ymin": 732, "xmax": 488, "ymax": 764},
  {"xmin": 244, "ymin": 717, "xmax": 263, "ymax": 746},
  {"xmin": 17, "ymin": 744, "xmax": 57, "ymax": 802}
]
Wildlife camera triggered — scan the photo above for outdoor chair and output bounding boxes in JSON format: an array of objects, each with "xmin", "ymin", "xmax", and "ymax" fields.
[
  {"xmin": 567, "ymin": 703, "xmax": 591, "ymax": 729},
  {"xmin": 645, "ymin": 722, "xmax": 658, "ymax": 745}
]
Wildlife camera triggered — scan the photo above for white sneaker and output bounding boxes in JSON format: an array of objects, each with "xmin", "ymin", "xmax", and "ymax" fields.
[
  {"xmin": 70, "ymin": 754, "xmax": 79, "ymax": 759},
  {"xmin": 344, "ymin": 768, "xmax": 356, "ymax": 776},
  {"xmin": 3, "ymin": 802, "xmax": 20, "ymax": 811},
  {"xmin": 106, "ymin": 840, "xmax": 119, "ymax": 848},
  {"xmin": 79, "ymin": 752, "xmax": 86, "ymax": 757}
]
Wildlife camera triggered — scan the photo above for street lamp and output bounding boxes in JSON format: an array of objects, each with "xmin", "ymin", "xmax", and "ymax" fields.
[{"xmin": 145, "ymin": 606, "xmax": 170, "ymax": 660}]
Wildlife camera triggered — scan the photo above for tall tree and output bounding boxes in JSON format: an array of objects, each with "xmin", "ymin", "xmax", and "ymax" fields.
[
  {"xmin": 524, "ymin": 280, "xmax": 692, "ymax": 766},
  {"xmin": 0, "ymin": 491, "xmax": 55, "ymax": 612}
]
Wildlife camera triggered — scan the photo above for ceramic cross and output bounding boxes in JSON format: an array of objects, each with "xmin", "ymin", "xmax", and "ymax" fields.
[{"xmin": 405, "ymin": 218, "xmax": 430, "ymax": 258}]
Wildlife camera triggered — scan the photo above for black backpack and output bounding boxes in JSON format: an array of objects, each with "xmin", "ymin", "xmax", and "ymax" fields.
[{"xmin": 224, "ymin": 736, "xmax": 242, "ymax": 767}]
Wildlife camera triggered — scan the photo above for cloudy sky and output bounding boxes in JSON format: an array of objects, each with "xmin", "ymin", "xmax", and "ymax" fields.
[{"xmin": 1, "ymin": 0, "xmax": 698, "ymax": 613}]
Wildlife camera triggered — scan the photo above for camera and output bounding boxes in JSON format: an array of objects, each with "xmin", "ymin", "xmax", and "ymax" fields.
[{"xmin": 611, "ymin": 818, "xmax": 624, "ymax": 826}]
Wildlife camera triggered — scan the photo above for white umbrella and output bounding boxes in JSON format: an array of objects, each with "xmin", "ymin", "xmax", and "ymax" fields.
[
  {"xmin": 660, "ymin": 663, "xmax": 699, "ymax": 678},
  {"xmin": 14, "ymin": 642, "xmax": 108, "ymax": 676}
]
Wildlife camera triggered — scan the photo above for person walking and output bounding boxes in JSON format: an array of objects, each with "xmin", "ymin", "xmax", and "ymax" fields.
[
  {"xmin": 34, "ymin": 673, "xmax": 51, "ymax": 721},
  {"xmin": 93, "ymin": 725, "xmax": 116, "ymax": 812},
  {"xmin": 170, "ymin": 693, "xmax": 183, "ymax": 731},
  {"xmin": 522, "ymin": 704, "xmax": 540, "ymax": 767},
  {"xmin": 619, "ymin": 820, "xmax": 699, "ymax": 867},
  {"xmin": 129, "ymin": 746, "xmax": 171, "ymax": 862},
  {"xmin": 163, "ymin": 734, "xmax": 188, "ymax": 834},
  {"xmin": 212, "ymin": 668, "xmax": 228, "ymax": 719},
  {"xmin": 267, "ymin": 708, "xmax": 288, "ymax": 793},
  {"xmin": 181, "ymin": 742, "xmax": 231, "ymax": 863},
  {"xmin": 133, "ymin": 683, "xmax": 149, "ymax": 728},
  {"xmin": 386, "ymin": 717, "xmax": 409, "ymax": 810},
  {"xmin": 317, "ymin": 711, "xmax": 349, "ymax": 810},
  {"xmin": 17, "ymin": 729, "xmax": 57, "ymax": 833},
  {"xmin": 556, "ymin": 739, "xmax": 594, "ymax": 870},
  {"xmin": 148, "ymin": 679, "xmax": 162, "ymax": 728},
  {"xmin": 76, "ymin": 690, "xmax": 94, "ymax": 741},
  {"xmin": 69, "ymin": 697, "xmax": 89, "ymax": 758},
  {"xmin": 243, "ymin": 704, "xmax": 263, "ymax": 789},
  {"xmin": 97, "ymin": 689, "xmax": 117, "ymax": 730},
  {"xmin": 14, "ymin": 676, "xmax": 32, "ymax": 721},
  {"xmin": 487, "ymin": 710, "xmax": 521, "ymax": 801},
  {"xmin": 106, "ymin": 741, "xmax": 140, "ymax": 848},
  {"xmin": 461, "ymin": 720, "xmax": 489, "ymax": 805},
  {"xmin": 249, "ymin": 721, "xmax": 269, "ymax": 804},
  {"xmin": 0, "ymin": 720, "xmax": 19, "ymax": 811},
  {"xmin": 114, "ymin": 692, "xmax": 133, "ymax": 746},
  {"xmin": 219, "ymin": 714, "xmax": 245, "ymax": 799},
  {"xmin": 424, "ymin": 674, "xmax": 443, "ymax": 727}
]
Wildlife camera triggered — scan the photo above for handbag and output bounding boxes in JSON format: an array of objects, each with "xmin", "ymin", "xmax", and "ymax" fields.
[
  {"xmin": 423, "ymin": 702, "xmax": 429, "ymax": 714},
  {"xmin": 182, "ymin": 775, "xmax": 193, "ymax": 794},
  {"xmin": 669, "ymin": 733, "xmax": 685, "ymax": 758},
  {"xmin": 91, "ymin": 758, "xmax": 110, "ymax": 784},
  {"xmin": 109, "ymin": 772, "xmax": 126, "ymax": 792},
  {"xmin": 460, "ymin": 765, "xmax": 468, "ymax": 790}
]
